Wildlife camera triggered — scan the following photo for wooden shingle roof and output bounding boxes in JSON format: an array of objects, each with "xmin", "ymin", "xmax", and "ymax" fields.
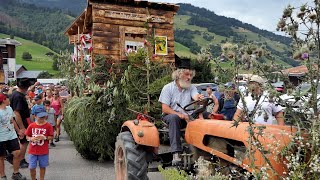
[
  {"xmin": 88, "ymin": 0, "xmax": 179, "ymax": 12},
  {"xmin": 282, "ymin": 65, "xmax": 318, "ymax": 76}
]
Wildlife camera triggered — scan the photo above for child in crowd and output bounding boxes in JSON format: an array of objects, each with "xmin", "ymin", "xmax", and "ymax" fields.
[
  {"xmin": 43, "ymin": 100, "xmax": 56, "ymax": 147},
  {"xmin": 31, "ymin": 95, "xmax": 43, "ymax": 121},
  {"xmin": 25, "ymin": 106, "xmax": 54, "ymax": 180},
  {"xmin": 0, "ymin": 93, "xmax": 27, "ymax": 180}
]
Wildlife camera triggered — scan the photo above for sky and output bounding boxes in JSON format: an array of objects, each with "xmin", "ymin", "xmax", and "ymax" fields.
[{"xmin": 149, "ymin": 0, "xmax": 309, "ymax": 33}]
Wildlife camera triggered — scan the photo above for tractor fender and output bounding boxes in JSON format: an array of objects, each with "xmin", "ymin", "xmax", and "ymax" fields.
[{"xmin": 121, "ymin": 120, "xmax": 160, "ymax": 148}]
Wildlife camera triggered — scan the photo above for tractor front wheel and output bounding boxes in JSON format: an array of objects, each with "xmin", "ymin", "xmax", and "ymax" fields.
[{"xmin": 114, "ymin": 131, "xmax": 148, "ymax": 180}]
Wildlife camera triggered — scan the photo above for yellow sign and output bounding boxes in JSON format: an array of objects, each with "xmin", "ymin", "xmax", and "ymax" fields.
[{"xmin": 155, "ymin": 36, "xmax": 167, "ymax": 55}]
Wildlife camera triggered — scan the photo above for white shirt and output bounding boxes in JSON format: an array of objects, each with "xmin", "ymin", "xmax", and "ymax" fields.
[
  {"xmin": 237, "ymin": 93, "xmax": 283, "ymax": 125},
  {"xmin": 0, "ymin": 106, "xmax": 17, "ymax": 142}
]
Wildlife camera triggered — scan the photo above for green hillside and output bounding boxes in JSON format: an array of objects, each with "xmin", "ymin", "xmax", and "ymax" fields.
[
  {"xmin": 173, "ymin": 4, "xmax": 299, "ymax": 68},
  {"xmin": 0, "ymin": 33, "xmax": 58, "ymax": 74},
  {"xmin": 173, "ymin": 15, "xmax": 292, "ymax": 68},
  {"xmin": 0, "ymin": 0, "xmax": 74, "ymax": 53}
]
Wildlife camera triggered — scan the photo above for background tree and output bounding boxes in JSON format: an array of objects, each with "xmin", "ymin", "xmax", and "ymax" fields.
[
  {"xmin": 22, "ymin": 52, "xmax": 32, "ymax": 60},
  {"xmin": 45, "ymin": 52, "xmax": 54, "ymax": 56},
  {"xmin": 37, "ymin": 71, "xmax": 53, "ymax": 78},
  {"xmin": 192, "ymin": 48, "xmax": 215, "ymax": 83},
  {"xmin": 121, "ymin": 48, "xmax": 172, "ymax": 118},
  {"xmin": 52, "ymin": 54, "xmax": 59, "ymax": 71},
  {"xmin": 57, "ymin": 51, "xmax": 76, "ymax": 94}
]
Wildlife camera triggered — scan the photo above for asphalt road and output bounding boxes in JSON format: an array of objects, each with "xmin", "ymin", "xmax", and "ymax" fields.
[{"xmin": 4, "ymin": 130, "xmax": 164, "ymax": 180}]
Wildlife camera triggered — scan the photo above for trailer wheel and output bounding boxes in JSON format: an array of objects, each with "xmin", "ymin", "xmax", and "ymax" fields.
[{"xmin": 114, "ymin": 131, "xmax": 148, "ymax": 180}]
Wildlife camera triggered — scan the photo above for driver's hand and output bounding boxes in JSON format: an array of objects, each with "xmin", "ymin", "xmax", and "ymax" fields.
[
  {"xmin": 177, "ymin": 113, "xmax": 185, "ymax": 119},
  {"xmin": 177, "ymin": 113, "xmax": 190, "ymax": 122},
  {"xmin": 184, "ymin": 114, "xmax": 190, "ymax": 123},
  {"xmin": 197, "ymin": 94, "xmax": 204, "ymax": 101}
]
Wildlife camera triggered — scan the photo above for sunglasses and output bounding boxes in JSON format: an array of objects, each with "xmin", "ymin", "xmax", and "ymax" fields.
[{"xmin": 53, "ymin": 94, "xmax": 58, "ymax": 95}]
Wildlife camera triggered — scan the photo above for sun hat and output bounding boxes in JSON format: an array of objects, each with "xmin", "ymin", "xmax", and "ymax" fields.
[{"xmin": 248, "ymin": 75, "xmax": 266, "ymax": 85}]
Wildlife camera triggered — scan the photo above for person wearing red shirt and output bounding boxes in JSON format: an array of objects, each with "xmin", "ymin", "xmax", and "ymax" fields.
[{"xmin": 25, "ymin": 106, "xmax": 53, "ymax": 180}]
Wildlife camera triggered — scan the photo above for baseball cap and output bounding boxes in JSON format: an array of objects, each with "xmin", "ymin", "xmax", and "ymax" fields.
[
  {"xmin": 34, "ymin": 106, "xmax": 48, "ymax": 118},
  {"xmin": 0, "ymin": 93, "xmax": 7, "ymax": 103},
  {"xmin": 34, "ymin": 95, "xmax": 41, "ymax": 101}
]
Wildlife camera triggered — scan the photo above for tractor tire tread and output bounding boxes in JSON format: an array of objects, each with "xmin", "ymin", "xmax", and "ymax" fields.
[{"xmin": 115, "ymin": 131, "xmax": 148, "ymax": 180}]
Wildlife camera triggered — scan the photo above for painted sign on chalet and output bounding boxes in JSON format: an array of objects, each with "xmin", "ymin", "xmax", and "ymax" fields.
[{"xmin": 64, "ymin": 0, "xmax": 179, "ymax": 65}]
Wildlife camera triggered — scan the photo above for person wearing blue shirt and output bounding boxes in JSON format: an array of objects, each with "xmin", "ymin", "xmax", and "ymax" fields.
[{"xmin": 214, "ymin": 83, "xmax": 240, "ymax": 120}]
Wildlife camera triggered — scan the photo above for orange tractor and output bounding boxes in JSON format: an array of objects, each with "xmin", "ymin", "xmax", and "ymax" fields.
[{"xmin": 114, "ymin": 98, "xmax": 296, "ymax": 179}]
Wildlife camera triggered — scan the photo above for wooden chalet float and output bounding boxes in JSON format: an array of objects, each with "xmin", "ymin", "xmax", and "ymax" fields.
[{"xmin": 64, "ymin": 0, "xmax": 179, "ymax": 65}]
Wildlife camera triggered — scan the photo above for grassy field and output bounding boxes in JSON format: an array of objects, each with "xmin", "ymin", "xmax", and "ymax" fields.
[
  {"xmin": 173, "ymin": 15, "xmax": 292, "ymax": 68},
  {"xmin": 174, "ymin": 15, "xmax": 227, "ymax": 47},
  {"xmin": 233, "ymin": 27, "xmax": 288, "ymax": 53},
  {"xmin": 0, "ymin": 33, "xmax": 59, "ymax": 74},
  {"xmin": 174, "ymin": 42, "xmax": 197, "ymax": 58}
]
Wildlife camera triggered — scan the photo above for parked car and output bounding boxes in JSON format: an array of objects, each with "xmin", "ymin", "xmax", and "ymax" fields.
[
  {"xmin": 271, "ymin": 81, "xmax": 284, "ymax": 93},
  {"xmin": 235, "ymin": 81, "xmax": 248, "ymax": 95},
  {"xmin": 279, "ymin": 82, "xmax": 320, "ymax": 117},
  {"xmin": 193, "ymin": 83, "xmax": 218, "ymax": 96}
]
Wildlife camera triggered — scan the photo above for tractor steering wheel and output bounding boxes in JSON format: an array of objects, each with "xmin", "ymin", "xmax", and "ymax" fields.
[{"xmin": 183, "ymin": 97, "xmax": 214, "ymax": 119}]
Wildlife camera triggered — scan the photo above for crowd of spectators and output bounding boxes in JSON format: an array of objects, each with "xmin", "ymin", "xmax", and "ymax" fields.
[{"xmin": 0, "ymin": 78, "xmax": 70, "ymax": 180}]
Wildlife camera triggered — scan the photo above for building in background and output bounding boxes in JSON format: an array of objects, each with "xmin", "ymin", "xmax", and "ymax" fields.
[
  {"xmin": 0, "ymin": 38, "xmax": 21, "ymax": 84},
  {"xmin": 0, "ymin": 38, "xmax": 42, "ymax": 84},
  {"xmin": 15, "ymin": 64, "xmax": 42, "ymax": 84}
]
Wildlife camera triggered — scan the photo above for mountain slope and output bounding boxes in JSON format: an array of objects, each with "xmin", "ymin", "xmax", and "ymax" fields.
[
  {"xmin": 20, "ymin": 0, "xmax": 86, "ymax": 16},
  {"xmin": 174, "ymin": 3, "xmax": 298, "ymax": 67},
  {"xmin": 0, "ymin": 0, "xmax": 74, "ymax": 53},
  {"xmin": 0, "ymin": 33, "xmax": 58, "ymax": 74}
]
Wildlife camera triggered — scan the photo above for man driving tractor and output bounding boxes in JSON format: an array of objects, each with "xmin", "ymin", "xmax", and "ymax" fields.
[{"xmin": 159, "ymin": 58, "xmax": 210, "ymax": 166}]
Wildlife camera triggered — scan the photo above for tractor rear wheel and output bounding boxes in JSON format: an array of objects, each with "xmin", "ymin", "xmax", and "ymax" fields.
[{"xmin": 114, "ymin": 131, "xmax": 148, "ymax": 180}]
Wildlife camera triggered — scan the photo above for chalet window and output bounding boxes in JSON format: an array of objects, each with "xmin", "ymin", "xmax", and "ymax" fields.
[
  {"xmin": 0, "ymin": 47, "xmax": 8, "ymax": 66},
  {"xmin": 125, "ymin": 41, "xmax": 144, "ymax": 52}
]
